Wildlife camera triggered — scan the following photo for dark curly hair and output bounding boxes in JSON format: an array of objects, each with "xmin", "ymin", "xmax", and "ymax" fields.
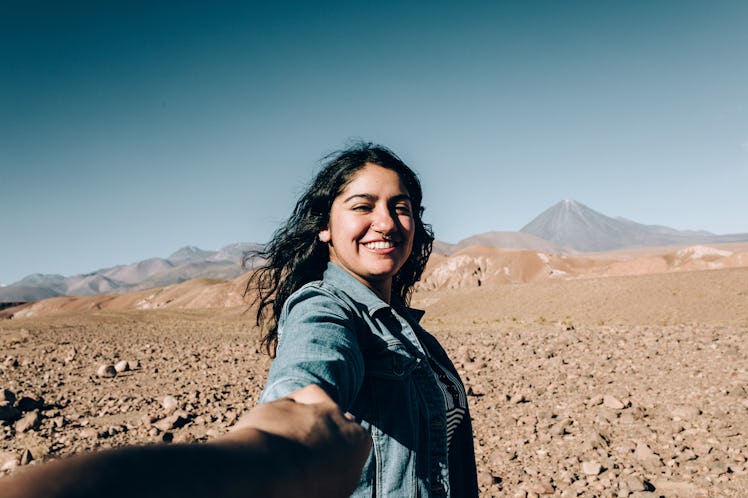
[{"xmin": 244, "ymin": 142, "xmax": 434, "ymax": 356}]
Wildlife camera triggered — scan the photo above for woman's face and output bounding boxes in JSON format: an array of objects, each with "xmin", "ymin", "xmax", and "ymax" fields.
[{"xmin": 319, "ymin": 163, "xmax": 415, "ymax": 301}]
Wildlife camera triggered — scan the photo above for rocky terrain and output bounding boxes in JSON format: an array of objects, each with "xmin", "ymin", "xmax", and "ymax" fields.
[{"xmin": 1, "ymin": 265, "xmax": 746, "ymax": 497}]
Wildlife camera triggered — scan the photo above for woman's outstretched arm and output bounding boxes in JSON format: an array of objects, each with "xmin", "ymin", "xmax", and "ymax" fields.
[{"xmin": 0, "ymin": 385, "xmax": 370, "ymax": 498}]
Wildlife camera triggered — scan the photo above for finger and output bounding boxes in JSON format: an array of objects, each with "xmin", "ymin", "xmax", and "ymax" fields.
[{"xmin": 285, "ymin": 384, "xmax": 334, "ymax": 405}]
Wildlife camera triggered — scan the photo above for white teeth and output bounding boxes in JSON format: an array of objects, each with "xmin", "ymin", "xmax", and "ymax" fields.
[{"xmin": 364, "ymin": 241, "xmax": 395, "ymax": 250}]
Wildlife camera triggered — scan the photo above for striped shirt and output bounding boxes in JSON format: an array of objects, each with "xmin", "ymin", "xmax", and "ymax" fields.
[{"xmin": 428, "ymin": 355, "xmax": 467, "ymax": 448}]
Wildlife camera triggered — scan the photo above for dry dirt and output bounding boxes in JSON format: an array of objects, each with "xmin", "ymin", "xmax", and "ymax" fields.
[{"xmin": 1, "ymin": 267, "xmax": 747, "ymax": 497}]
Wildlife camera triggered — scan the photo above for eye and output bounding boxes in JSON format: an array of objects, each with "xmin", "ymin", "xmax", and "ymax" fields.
[
  {"xmin": 394, "ymin": 203, "xmax": 412, "ymax": 216},
  {"xmin": 351, "ymin": 204, "xmax": 373, "ymax": 212}
]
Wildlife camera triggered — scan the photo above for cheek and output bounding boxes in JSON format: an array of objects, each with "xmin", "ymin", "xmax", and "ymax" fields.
[
  {"xmin": 399, "ymin": 216, "xmax": 416, "ymax": 237},
  {"xmin": 331, "ymin": 215, "xmax": 369, "ymax": 241}
]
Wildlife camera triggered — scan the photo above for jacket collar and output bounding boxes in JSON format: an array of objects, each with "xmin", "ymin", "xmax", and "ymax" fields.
[{"xmin": 322, "ymin": 262, "xmax": 424, "ymax": 323}]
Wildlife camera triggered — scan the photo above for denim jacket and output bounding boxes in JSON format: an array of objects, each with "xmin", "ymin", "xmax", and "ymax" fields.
[{"xmin": 259, "ymin": 263, "xmax": 479, "ymax": 497}]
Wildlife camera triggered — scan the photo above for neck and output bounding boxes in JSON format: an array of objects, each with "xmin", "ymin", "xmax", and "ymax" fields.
[{"xmin": 371, "ymin": 281, "xmax": 392, "ymax": 304}]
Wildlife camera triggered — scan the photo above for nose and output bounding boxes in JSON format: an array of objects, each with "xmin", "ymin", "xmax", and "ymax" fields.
[{"xmin": 371, "ymin": 205, "xmax": 397, "ymax": 235}]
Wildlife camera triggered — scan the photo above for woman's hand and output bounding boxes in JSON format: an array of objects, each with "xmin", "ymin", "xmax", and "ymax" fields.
[
  {"xmin": 0, "ymin": 386, "xmax": 370, "ymax": 498},
  {"xmin": 221, "ymin": 384, "xmax": 371, "ymax": 496}
]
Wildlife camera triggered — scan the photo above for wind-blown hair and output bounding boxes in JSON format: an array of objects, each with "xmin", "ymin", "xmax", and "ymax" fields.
[{"xmin": 244, "ymin": 142, "xmax": 434, "ymax": 356}]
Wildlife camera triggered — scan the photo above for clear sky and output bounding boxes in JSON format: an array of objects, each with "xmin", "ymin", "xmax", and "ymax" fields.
[{"xmin": 2, "ymin": 0, "xmax": 748, "ymax": 285}]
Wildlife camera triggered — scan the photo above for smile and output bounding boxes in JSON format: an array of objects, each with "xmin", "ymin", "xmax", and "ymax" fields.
[{"xmin": 363, "ymin": 241, "xmax": 397, "ymax": 250}]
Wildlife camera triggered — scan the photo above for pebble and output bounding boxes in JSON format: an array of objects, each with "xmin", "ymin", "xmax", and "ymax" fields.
[
  {"xmin": 96, "ymin": 364, "xmax": 117, "ymax": 378},
  {"xmin": 581, "ymin": 461, "xmax": 602, "ymax": 476},
  {"xmin": 550, "ymin": 418, "xmax": 572, "ymax": 436},
  {"xmin": 671, "ymin": 405, "xmax": 701, "ymax": 420},
  {"xmin": 162, "ymin": 395, "xmax": 179, "ymax": 413},
  {"xmin": 19, "ymin": 449, "xmax": 33, "ymax": 465},
  {"xmin": 560, "ymin": 488, "xmax": 578, "ymax": 498},
  {"xmin": 625, "ymin": 476, "xmax": 647, "ymax": 492},
  {"xmin": 153, "ymin": 410, "xmax": 190, "ymax": 431},
  {"xmin": 173, "ymin": 431, "xmax": 196, "ymax": 444},
  {"xmin": 603, "ymin": 395, "xmax": 625, "ymax": 410},
  {"xmin": 79, "ymin": 428, "xmax": 99, "ymax": 439},
  {"xmin": 651, "ymin": 478, "xmax": 707, "ymax": 497},
  {"xmin": 587, "ymin": 394, "xmax": 603, "ymax": 406},
  {"xmin": 635, "ymin": 442, "xmax": 662, "ymax": 472},
  {"xmin": 114, "ymin": 360, "xmax": 130, "ymax": 373},
  {"xmin": 15, "ymin": 410, "xmax": 41, "ymax": 433}
]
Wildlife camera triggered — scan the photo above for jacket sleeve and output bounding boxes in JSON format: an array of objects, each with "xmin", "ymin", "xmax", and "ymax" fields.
[{"xmin": 258, "ymin": 286, "xmax": 366, "ymax": 411}]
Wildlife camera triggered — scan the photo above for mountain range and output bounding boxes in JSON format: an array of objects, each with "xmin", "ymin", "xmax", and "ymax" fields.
[
  {"xmin": 2, "ymin": 200, "xmax": 747, "ymax": 303},
  {"xmin": 0, "ymin": 243, "xmax": 261, "ymax": 303},
  {"xmin": 519, "ymin": 199, "xmax": 746, "ymax": 252}
]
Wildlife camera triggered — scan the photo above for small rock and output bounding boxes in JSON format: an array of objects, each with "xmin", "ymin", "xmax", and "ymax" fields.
[
  {"xmin": 651, "ymin": 478, "xmax": 707, "ymax": 497},
  {"xmin": 114, "ymin": 360, "xmax": 130, "ymax": 373},
  {"xmin": 96, "ymin": 364, "xmax": 117, "ymax": 378},
  {"xmin": 80, "ymin": 428, "xmax": 99, "ymax": 439},
  {"xmin": 634, "ymin": 442, "xmax": 662, "ymax": 472},
  {"xmin": 509, "ymin": 392, "xmax": 527, "ymax": 404},
  {"xmin": 625, "ymin": 476, "xmax": 646, "ymax": 492},
  {"xmin": 50, "ymin": 416, "xmax": 66, "ymax": 428},
  {"xmin": 173, "ymin": 431, "xmax": 196, "ymax": 444},
  {"xmin": 676, "ymin": 449, "xmax": 698, "ymax": 462},
  {"xmin": 670, "ymin": 405, "xmax": 701, "ymax": 420},
  {"xmin": 528, "ymin": 478, "xmax": 555, "ymax": 494},
  {"xmin": 19, "ymin": 449, "xmax": 33, "ymax": 466},
  {"xmin": 15, "ymin": 411, "xmax": 41, "ymax": 433},
  {"xmin": 162, "ymin": 396, "xmax": 179, "ymax": 413},
  {"xmin": 596, "ymin": 406, "xmax": 617, "ymax": 423},
  {"xmin": 153, "ymin": 411, "xmax": 190, "ymax": 431},
  {"xmin": 603, "ymin": 395, "xmax": 625, "ymax": 410},
  {"xmin": 63, "ymin": 347, "xmax": 77, "ymax": 363},
  {"xmin": 560, "ymin": 488, "xmax": 578, "ymax": 498},
  {"xmin": 582, "ymin": 461, "xmax": 602, "ymax": 476},
  {"xmin": 587, "ymin": 394, "xmax": 603, "ymax": 406},
  {"xmin": 141, "ymin": 414, "xmax": 158, "ymax": 426},
  {"xmin": 550, "ymin": 419, "xmax": 572, "ymax": 436}
]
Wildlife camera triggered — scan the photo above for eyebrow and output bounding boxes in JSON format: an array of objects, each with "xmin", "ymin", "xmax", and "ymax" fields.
[{"xmin": 343, "ymin": 193, "xmax": 412, "ymax": 203}]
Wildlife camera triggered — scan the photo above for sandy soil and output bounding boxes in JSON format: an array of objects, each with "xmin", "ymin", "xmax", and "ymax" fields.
[{"xmin": 1, "ymin": 267, "xmax": 746, "ymax": 497}]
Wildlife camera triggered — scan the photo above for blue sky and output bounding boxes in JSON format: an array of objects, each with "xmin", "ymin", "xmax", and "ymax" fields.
[{"xmin": 2, "ymin": 0, "xmax": 747, "ymax": 285}]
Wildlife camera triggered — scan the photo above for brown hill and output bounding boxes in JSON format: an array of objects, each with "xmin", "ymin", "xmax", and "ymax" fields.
[{"xmin": 3, "ymin": 242, "xmax": 748, "ymax": 320}]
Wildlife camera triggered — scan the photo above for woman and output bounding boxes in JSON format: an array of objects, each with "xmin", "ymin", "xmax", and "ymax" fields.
[{"xmin": 246, "ymin": 143, "xmax": 478, "ymax": 497}]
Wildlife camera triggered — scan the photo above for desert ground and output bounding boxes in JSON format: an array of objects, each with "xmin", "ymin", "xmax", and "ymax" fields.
[{"xmin": 1, "ymin": 246, "xmax": 747, "ymax": 497}]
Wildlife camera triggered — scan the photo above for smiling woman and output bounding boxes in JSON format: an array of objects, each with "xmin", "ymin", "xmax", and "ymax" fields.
[
  {"xmin": 244, "ymin": 143, "xmax": 478, "ymax": 497},
  {"xmin": 318, "ymin": 163, "xmax": 415, "ymax": 302}
]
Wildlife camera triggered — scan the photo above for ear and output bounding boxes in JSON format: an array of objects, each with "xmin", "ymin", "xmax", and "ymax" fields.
[{"xmin": 318, "ymin": 229, "xmax": 331, "ymax": 243}]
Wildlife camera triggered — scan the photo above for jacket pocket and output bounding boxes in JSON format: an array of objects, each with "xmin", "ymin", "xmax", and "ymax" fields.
[{"xmin": 365, "ymin": 341, "xmax": 420, "ymax": 380}]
